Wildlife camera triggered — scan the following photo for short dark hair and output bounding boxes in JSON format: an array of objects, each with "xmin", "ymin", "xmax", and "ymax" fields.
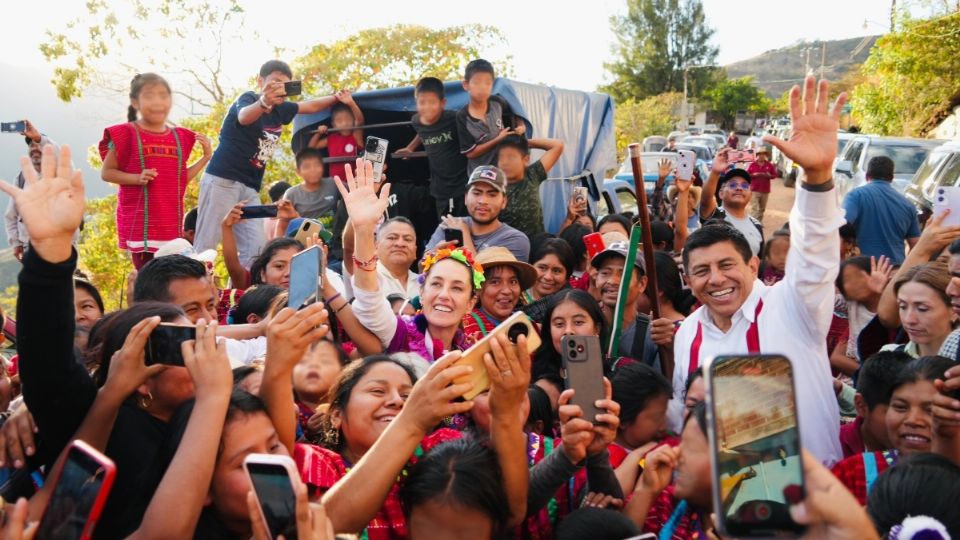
[
  {"xmin": 839, "ymin": 223, "xmax": 857, "ymax": 243},
  {"xmin": 376, "ymin": 216, "xmax": 416, "ymax": 241},
  {"xmin": 183, "ymin": 207, "xmax": 198, "ymax": 232},
  {"xmin": 530, "ymin": 238, "xmax": 575, "ymax": 278},
  {"xmin": 496, "ymin": 135, "xmax": 529, "ymax": 158},
  {"xmin": 331, "ymin": 102, "xmax": 354, "ymax": 120},
  {"xmin": 401, "ymin": 438, "xmax": 510, "ymax": 536},
  {"xmin": 682, "ymin": 223, "xmax": 753, "ymax": 271},
  {"xmin": 134, "ymin": 255, "xmax": 207, "ymax": 303},
  {"xmin": 597, "ymin": 213, "xmax": 632, "ymax": 236},
  {"xmin": 259, "ymin": 60, "xmax": 292, "ymax": 79},
  {"xmin": 866, "ymin": 156, "xmax": 895, "ymax": 181},
  {"xmin": 234, "ymin": 285, "xmax": 284, "ymax": 324},
  {"xmin": 267, "ymin": 181, "xmax": 292, "ymax": 203},
  {"xmin": 857, "ymin": 350, "xmax": 909, "ymax": 410},
  {"xmin": 611, "ymin": 363, "xmax": 673, "ymax": 426},
  {"xmin": 74, "ymin": 278, "xmax": 105, "ymax": 314},
  {"xmin": 295, "ymin": 147, "xmax": 324, "ymax": 169},
  {"xmin": 556, "ymin": 508, "xmax": 641, "ymax": 540},
  {"xmin": 464, "ymin": 59, "xmax": 495, "ymax": 81},
  {"xmin": 525, "ymin": 384, "xmax": 555, "ymax": 435},
  {"xmin": 867, "ymin": 453, "xmax": 960, "ymax": 536},
  {"xmin": 250, "ymin": 238, "xmax": 304, "ymax": 286},
  {"xmin": 415, "ymin": 77, "xmax": 445, "ymax": 99}
]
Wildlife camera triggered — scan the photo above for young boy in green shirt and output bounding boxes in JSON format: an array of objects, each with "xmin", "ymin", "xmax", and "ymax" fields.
[{"xmin": 496, "ymin": 135, "xmax": 564, "ymax": 236}]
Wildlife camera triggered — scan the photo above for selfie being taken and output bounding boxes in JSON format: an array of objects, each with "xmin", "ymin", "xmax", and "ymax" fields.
[{"xmin": 1, "ymin": 1, "xmax": 959, "ymax": 539}]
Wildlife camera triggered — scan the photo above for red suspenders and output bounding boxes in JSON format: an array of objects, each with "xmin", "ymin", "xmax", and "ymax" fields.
[{"xmin": 689, "ymin": 299, "xmax": 764, "ymax": 374}]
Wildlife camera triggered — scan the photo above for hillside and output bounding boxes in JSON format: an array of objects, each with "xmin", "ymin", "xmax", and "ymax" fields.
[{"xmin": 725, "ymin": 35, "xmax": 879, "ymax": 97}]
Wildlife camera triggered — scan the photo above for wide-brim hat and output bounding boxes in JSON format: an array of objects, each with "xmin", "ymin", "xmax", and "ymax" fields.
[
  {"xmin": 154, "ymin": 237, "xmax": 217, "ymax": 263},
  {"xmin": 475, "ymin": 246, "xmax": 537, "ymax": 290},
  {"xmin": 667, "ymin": 185, "xmax": 702, "ymax": 208}
]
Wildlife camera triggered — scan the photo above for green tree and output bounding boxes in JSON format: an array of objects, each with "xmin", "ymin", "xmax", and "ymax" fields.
[
  {"xmin": 703, "ymin": 77, "xmax": 771, "ymax": 129},
  {"xmin": 614, "ymin": 92, "xmax": 683, "ymax": 158},
  {"xmin": 296, "ymin": 24, "xmax": 511, "ymax": 95},
  {"xmin": 850, "ymin": 11, "xmax": 960, "ymax": 136},
  {"xmin": 603, "ymin": 0, "xmax": 719, "ymax": 102}
]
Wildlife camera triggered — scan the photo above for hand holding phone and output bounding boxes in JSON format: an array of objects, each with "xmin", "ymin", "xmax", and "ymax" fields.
[
  {"xmin": 146, "ymin": 323, "xmax": 196, "ymax": 366},
  {"xmin": 676, "ymin": 150, "xmax": 696, "ymax": 181},
  {"xmin": 36, "ymin": 440, "xmax": 117, "ymax": 540},
  {"xmin": 283, "ymin": 80, "xmax": 302, "ymax": 97},
  {"xmin": 289, "ymin": 246, "xmax": 322, "ymax": 310},
  {"xmin": 240, "ymin": 205, "xmax": 279, "ymax": 219},
  {"xmin": 244, "ymin": 454, "xmax": 299, "ymax": 540},
  {"xmin": 443, "ymin": 228, "xmax": 464, "ymax": 247},
  {"xmin": 560, "ymin": 335, "xmax": 606, "ymax": 423},
  {"xmin": 726, "ymin": 149, "xmax": 756, "ymax": 163},
  {"xmin": 363, "ymin": 136, "xmax": 389, "ymax": 181},
  {"xmin": 1, "ymin": 121, "xmax": 26, "ymax": 134},
  {"xmin": 934, "ymin": 187, "xmax": 960, "ymax": 227},
  {"xmin": 452, "ymin": 312, "xmax": 541, "ymax": 400},
  {"xmin": 583, "ymin": 232, "xmax": 605, "ymax": 260}
]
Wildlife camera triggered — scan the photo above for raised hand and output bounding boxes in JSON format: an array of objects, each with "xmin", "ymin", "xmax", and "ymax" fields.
[
  {"xmin": 651, "ymin": 317, "xmax": 677, "ymax": 347},
  {"xmin": 336, "ymin": 90, "xmax": 355, "ymax": 106},
  {"xmin": 762, "ymin": 76, "xmax": 846, "ymax": 185},
  {"xmin": 915, "ymin": 209, "xmax": 960, "ymax": 257},
  {"xmin": 637, "ymin": 444, "xmax": 679, "ymax": 495},
  {"xmin": 711, "ymin": 148, "xmax": 731, "ymax": 175},
  {"xmin": 276, "ymin": 199, "xmax": 299, "ymax": 221},
  {"xmin": 333, "ymin": 158, "xmax": 392, "ymax": 230},
  {"xmin": 866, "ymin": 256, "xmax": 893, "ymax": 295},
  {"xmin": 182, "ymin": 320, "xmax": 233, "ymax": 403},
  {"xmin": 23, "ymin": 120, "xmax": 40, "ymax": 142},
  {"xmin": 0, "ymin": 144, "xmax": 85, "ymax": 263},
  {"xmin": 222, "ymin": 203, "xmax": 245, "ymax": 229},
  {"xmin": 657, "ymin": 158, "xmax": 673, "ymax": 180},
  {"xmin": 265, "ymin": 303, "xmax": 329, "ymax": 374}
]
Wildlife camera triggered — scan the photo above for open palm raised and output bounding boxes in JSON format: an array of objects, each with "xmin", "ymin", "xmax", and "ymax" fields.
[
  {"xmin": 333, "ymin": 158, "xmax": 392, "ymax": 229},
  {"xmin": 763, "ymin": 76, "xmax": 847, "ymax": 185},
  {"xmin": 0, "ymin": 145, "xmax": 85, "ymax": 262}
]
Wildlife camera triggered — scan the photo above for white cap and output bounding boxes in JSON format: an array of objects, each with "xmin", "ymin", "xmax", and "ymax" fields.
[{"xmin": 153, "ymin": 238, "xmax": 217, "ymax": 263}]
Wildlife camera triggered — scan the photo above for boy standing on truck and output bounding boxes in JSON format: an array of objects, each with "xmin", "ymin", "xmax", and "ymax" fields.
[
  {"xmin": 456, "ymin": 59, "xmax": 524, "ymax": 174},
  {"xmin": 395, "ymin": 77, "xmax": 469, "ymax": 219},
  {"xmin": 496, "ymin": 135, "xmax": 565, "ymax": 236}
]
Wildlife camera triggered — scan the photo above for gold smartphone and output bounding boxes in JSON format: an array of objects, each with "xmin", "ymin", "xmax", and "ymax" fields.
[{"xmin": 453, "ymin": 311, "xmax": 541, "ymax": 400}]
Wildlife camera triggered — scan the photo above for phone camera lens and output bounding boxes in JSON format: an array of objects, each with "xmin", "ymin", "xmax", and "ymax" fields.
[
  {"xmin": 569, "ymin": 351, "xmax": 578, "ymax": 359},
  {"xmin": 507, "ymin": 323, "xmax": 528, "ymax": 343},
  {"xmin": 568, "ymin": 339, "xmax": 576, "ymax": 348}
]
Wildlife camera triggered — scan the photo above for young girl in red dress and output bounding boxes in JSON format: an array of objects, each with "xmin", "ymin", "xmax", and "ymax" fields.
[{"xmin": 99, "ymin": 73, "xmax": 212, "ymax": 269}]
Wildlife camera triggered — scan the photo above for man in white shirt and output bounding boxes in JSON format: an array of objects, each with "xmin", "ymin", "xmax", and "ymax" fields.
[
  {"xmin": 669, "ymin": 76, "xmax": 847, "ymax": 465},
  {"xmin": 374, "ymin": 217, "xmax": 420, "ymax": 300}
]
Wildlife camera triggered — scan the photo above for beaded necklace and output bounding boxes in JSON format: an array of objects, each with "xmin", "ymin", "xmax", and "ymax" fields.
[{"xmin": 132, "ymin": 123, "xmax": 183, "ymax": 251}]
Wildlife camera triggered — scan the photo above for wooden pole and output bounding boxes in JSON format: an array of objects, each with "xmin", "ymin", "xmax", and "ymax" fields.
[{"xmin": 629, "ymin": 143, "xmax": 661, "ymax": 319}]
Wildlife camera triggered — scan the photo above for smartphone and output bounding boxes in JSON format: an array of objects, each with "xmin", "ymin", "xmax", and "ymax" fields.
[
  {"xmin": 363, "ymin": 136, "xmax": 389, "ymax": 182},
  {"xmin": 35, "ymin": 440, "xmax": 117, "ymax": 540},
  {"xmin": 240, "ymin": 205, "xmax": 279, "ymax": 219},
  {"xmin": 0, "ymin": 121, "xmax": 26, "ymax": 133},
  {"xmin": 293, "ymin": 218, "xmax": 322, "ymax": 246},
  {"xmin": 573, "ymin": 186, "xmax": 589, "ymax": 206},
  {"xmin": 146, "ymin": 323, "xmax": 196, "ymax": 366},
  {"xmin": 283, "ymin": 80, "xmax": 302, "ymax": 97},
  {"xmin": 583, "ymin": 232, "xmax": 605, "ymax": 260},
  {"xmin": 453, "ymin": 311, "xmax": 542, "ymax": 400},
  {"xmin": 727, "ymin": 149, "xmax": 757, "ymax": 163},
  {"xmin": 289, "ymin": 246, "xmax": 321, "ymax": 310},
  {"xmin": 243, "ymin": 454, "xmax": 299, "ymax": 540},
  {"xmin": 676, "ymin": 150, "xmax": 696, "ymax": 180},
  {"xmin": 560, "ymin": 335, "xmax": 606, "ymax": 423},
  {"xmin": 935, "ymin": 187, "xmax": 960, "ymax": 228},
  {"xmin": 443, "ymin": 228, "xmax": 464, "ymax": 247},
  {"xmin": 705, "ymin": 354, "xmax": 806, "ymax": 538}
]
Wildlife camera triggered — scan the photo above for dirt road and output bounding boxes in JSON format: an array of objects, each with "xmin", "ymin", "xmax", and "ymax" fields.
[{"xmin": 761, "ymin": 179, "xmax": 796, "ymax": 232}]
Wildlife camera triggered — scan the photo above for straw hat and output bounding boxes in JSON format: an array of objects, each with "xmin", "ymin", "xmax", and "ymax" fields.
[
  {"xmin": 475, "ymin": 247, "xmax": 537, "ymax": 291},
  {"xmin": 667, "ymin": 185, "xmax": 702, "ymax": 209}
]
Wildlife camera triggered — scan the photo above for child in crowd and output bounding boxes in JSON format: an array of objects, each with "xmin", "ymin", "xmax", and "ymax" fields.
[
  {"xmin": 99, "ymin": 73, "xmax": 212, "ymax": 269},
  {"xmin": 760, "ymin": 229, "xmax": 789, "ymax": 285},
  {"xmin": 264, "ymin": 180, "xmax": 291, "ymax": 240},
  {"xmin": 309, "ymin": 90, "xmax": 364, "ymax": 182},
  {"xmin": 397, "ymin": 77, "xmax": 469, "ymax": 219},
  {"xmin": 182, "ymin": 207, "xmax": 198, "ymax": 245},
  {"xmin": 293, "ymin": 339, "xmax": 348, "ymax": 435},
  {"xmin": 839, "ymin": 350, "xmax": 907, "ymax": 458},
  {"xmin": 457, "ymin": 59, "xmax": 524, "ymax": 173},
  {"xmin": 496, "ymin": 135, "xmax": 565, "ymax": 237},
  {"xmin": 281, "ymin": 148, "xmax": 340, "ymax": 228}
]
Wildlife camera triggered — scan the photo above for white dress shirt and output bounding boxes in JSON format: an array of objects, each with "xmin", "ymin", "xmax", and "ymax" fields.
[
  {"xmin": 375, "ymin": 261, "xmax": 420, "ymax": 300},
  {"xmin": 669, "ymin": 188, "xmax": 844, "ymax": 465}
]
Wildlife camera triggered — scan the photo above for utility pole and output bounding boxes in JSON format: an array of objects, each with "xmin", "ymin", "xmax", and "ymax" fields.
[
  {"xmin": 819, "ymin": 42, "xmax": 826, "ymax": 79},
  {"xmin": 683, "ymin": 66, "xmax": 689, "ymax": 129}
]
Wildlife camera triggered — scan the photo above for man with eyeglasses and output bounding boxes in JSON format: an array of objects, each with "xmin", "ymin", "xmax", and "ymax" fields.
[{"xmin": 699, "ymin": 149, "xmax": 765, "ymax": 256}]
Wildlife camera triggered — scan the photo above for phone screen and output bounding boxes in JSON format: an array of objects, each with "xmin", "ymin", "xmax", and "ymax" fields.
[
  {"xmin": 36, "ymin": 446, "xmax": 113, "ymax": 539},
  {"xmin": 1, "ymin": 121, "xmax": 25, "ymax": 133},
  {"xmin": 240, "ymin": 205, "xmax": 279, "ymax": 219},
  {"xmin": 289, "ymin": 246, "xmax": 320, "ymax": 310},
  {"xmin": 146, "ymin": 324, "xmax": 196, "ymax": 366},
  {"xmin": 709, "ymin": 355, "xmax": 805, "ymax": 537},
  {"xmin": 247, "ymin": 462, "xmax": 297, "ymax": 539}
]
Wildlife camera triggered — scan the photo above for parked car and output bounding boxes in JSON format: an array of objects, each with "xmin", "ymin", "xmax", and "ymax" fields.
[
  {"xmin": 598, "ymin": 178, "xmax": 639, "ymax": 218},
  {"xmin": 612, "ymin": 152, "xmax": 708, "ymax": 196},
  {"xmin": 903, "ymin": 140, "xmax": 960, "ymax": 225},
  {"xmin": 835, "ymin": 136, "xmax": 945, "ymax": 198},
  {"xmin": 680, "ymin": 135, "xmax": 720, "ymax": 152},
  {"xmin": 703, "ymin": 133, "xmax": 726, "ymax": 148},
  {"xmin": 643, "ymin": 136, "xmax": 667, "ymax": 152}
]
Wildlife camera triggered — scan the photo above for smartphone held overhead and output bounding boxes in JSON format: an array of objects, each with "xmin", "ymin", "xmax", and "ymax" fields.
[
  {"xmin": 705, "ymin": 354, "xmax": 805, "ymax": 538},
  {"xmin": 1, "ymin": 121, "xmax": 26, "ymax": 133},
  {"xmin": 288, "ymin": 245, "xmax": 323, "ymax": 310},
  {"xmin": 239, "ymin": 205, "xmax": 279, "ymax": 219},
  {"xmin": 363, "ymin": 136, "xmax": 389, "ymax": 181},
  {"xmin": 934, "ymin": 186, "xmax": 960, "ymax": 227}
]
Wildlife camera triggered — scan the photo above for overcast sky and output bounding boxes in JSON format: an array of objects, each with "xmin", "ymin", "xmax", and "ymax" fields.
[{"xmin": 4, "ymin": 0, "xmax": 920, "ymax": 100}]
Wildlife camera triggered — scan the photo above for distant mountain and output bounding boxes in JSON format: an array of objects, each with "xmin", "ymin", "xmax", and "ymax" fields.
[
  {"xmin": 725, "ymin": 36, "xmax": 879, "ymax": 97},
  {"xmin": 0, "ymin": 63, "xmax": 118, "ymax": 247}
]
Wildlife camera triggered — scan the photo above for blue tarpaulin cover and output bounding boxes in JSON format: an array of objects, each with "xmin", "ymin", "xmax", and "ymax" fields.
[{"xmin": 292, "ymin": 78, "xmax": 617, "ymax": 233}]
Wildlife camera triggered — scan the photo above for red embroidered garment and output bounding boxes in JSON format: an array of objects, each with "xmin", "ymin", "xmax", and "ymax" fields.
[
  {"xmin": 293, "ymin": 429, "xmax": 461, "ymax": 540},
  {"xmin": 99, "ymin": 123, "xmax": 196, "ymax": 252}
]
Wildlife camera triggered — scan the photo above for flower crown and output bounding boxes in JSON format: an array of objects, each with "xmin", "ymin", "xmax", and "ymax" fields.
[{"xmin": 419, "ymin": 248, "xmax": 485, "ymax": 290}]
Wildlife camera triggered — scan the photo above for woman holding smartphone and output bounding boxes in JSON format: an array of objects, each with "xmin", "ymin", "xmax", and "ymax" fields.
[{"xmin": 339, "ymin": 159, "xmax": 483, "ymax": 361}]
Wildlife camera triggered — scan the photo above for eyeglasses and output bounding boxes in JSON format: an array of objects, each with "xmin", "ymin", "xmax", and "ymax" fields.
[{"xmin": 725, "ymin": 181, "xmax": 751, "ymax": 191}]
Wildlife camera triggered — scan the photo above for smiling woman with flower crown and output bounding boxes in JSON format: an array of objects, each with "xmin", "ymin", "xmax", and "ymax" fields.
[{"xmin": 337, "ymin": 158, "xmax": 484, "ymax": 361}]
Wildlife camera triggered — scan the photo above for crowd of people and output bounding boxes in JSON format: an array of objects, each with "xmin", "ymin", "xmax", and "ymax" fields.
[{"xmin": 1, "ymin": 55, "xmax": 959, "ymax": 540}]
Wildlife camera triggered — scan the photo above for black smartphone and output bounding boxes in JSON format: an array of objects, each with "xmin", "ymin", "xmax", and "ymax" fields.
[
  {"xmin": 706, "ymin": 354, "xmax": 806, "ymax": 538},
  {"xmin": 244, "ymin": 455, "xmax": 298, "ymax": 540},
  {"xmin": 283, "ymin": 81, "xmax": 302, "ymax": 97},
  {"xmin": 240, "ymin": 205, "xmax": 279, "ymax": 219},
  {"xmin": 1, "ymin": 121, "xmax": 26, "ymax": 133},
  {"xmin": 560, "ymin": 335, "xmax": 606, "ymax": 424},
  {"xmin": 146, "ymin": 323, "xmax": 196, "ymax": 366},
  {"xmin": 443, "ymin": 228, "xmax": 464, "ymax": 246},
  {"xmin": 35, "ymin": 440, "xmax": 117, "ymax": 540},
  {"xmin": 289, "ymin": 246, "xmax": 321, "ymax": 310}
]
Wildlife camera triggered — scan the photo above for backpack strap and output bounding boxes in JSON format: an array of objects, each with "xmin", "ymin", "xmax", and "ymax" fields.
[{"xmin": 631, "ymin": 313, "xmax": 651, "ymax": 360}]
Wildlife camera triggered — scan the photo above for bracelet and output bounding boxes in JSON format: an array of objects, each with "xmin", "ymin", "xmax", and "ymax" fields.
[
  {"xmin": 352, "ymin": 254, "xmax": 379, "ymax": 272},
  {"xmin": 334, "ymin": 301, "xmax": 349, "ymax": 314},
  {"xmin": 324, "ymin": 293, "xmax": 342, "ymax": 305},
  {"xmin": 258, "ymin": 95, "xmax": 271, "ymax": 110}
]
